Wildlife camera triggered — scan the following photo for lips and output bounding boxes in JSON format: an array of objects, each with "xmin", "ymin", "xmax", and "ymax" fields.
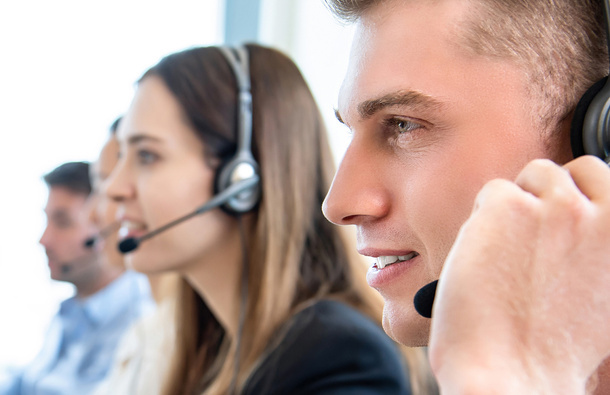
[
  {"xmin": 118, "ymin": 219, "xmax": 147, "ymax": 241},
  {"xmin": 375, "ymin": 252, "xmax": 419, "ymax": 269},
  {"xmin": 362, "ymin": 248, "xmax": 423, "ymax": 289}
]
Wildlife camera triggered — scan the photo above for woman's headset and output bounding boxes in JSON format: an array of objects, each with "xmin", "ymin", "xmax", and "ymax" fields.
[
  {"xmin": 570, "ymin": 0, "xmax": 610, "ymax": 163},
  {"xmin": 117, "ymin": 46, "xmax": 262, "ymax": 254},
  {"xmin": 216, "ymin": 46, "xmax": 262, "ymax": 215}
]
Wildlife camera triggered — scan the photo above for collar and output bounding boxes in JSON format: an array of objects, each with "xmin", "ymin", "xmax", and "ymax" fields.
[{"xmin": 59, "ymin": 271, "xmax": 151, "ymax": 328}]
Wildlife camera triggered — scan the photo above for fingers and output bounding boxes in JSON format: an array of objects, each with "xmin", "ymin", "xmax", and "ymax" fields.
[
  {"xmin": 472, "ymin": 177, "xmax": 536, "ymax": 217},
  {"xmin": 515, "ymin": 159, "xmax": 579, "ymax": 200},
  {"xmin": 515, "ymin": 156, "xmax": 610, "ymax": 203},
  {"xmin": 563, "ymin": 156, "xmax": 610, "ymax": 203}
]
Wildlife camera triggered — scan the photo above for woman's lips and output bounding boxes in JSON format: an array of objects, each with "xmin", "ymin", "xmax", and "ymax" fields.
[{"xmin": 118, "ymin": 222, "xmax": 148, "ymax": 241}]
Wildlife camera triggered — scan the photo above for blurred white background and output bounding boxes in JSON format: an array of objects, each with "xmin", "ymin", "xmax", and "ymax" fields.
[{"xmin": 0, "ymin": 0, "xmax": 353, "ymax": 372}]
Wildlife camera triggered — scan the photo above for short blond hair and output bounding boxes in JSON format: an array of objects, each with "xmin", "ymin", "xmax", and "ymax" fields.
[
  {"xmin": 325, "ymin": 0, "xmax": 608, "ymax": 134},
  {"xmin": 462, "ymin": 0, "xmax": 607, "ymax": 134}
]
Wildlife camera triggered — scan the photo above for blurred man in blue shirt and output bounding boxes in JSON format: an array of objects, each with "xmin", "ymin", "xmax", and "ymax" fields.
[{"xmin": 1, "ymin": 162, "xmax": 152, "ymax": 395}]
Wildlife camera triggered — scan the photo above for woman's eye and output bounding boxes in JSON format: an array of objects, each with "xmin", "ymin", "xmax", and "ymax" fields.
[{"xmin": 137, "ymin": 149, "xmax": 159, "ymax": 165}]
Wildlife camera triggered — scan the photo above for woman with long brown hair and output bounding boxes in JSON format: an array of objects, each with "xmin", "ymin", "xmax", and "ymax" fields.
[{"xmin": 105, "ymin": 44, "xmax": 435, "ymax": 394}]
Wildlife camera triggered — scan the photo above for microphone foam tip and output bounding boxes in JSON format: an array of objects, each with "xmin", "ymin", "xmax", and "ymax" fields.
[
  {"xmin": 118, "ymin": 238, "xmax": 139, "ymax": 254},
  {"xmin": 413, "ymin": 280, "xmax": 438, "ymax": 319}
]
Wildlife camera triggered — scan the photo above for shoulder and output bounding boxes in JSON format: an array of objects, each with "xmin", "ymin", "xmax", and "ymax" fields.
[
  {"xmin": 280, "ymin": 299, "xmax": 397, "ymax": 358},
  {"xmin": 0, "ymin": 370, "xmax": 23, "ymax": 395},
  {"xmin": 91, "ymin": 271, "xmax": 154, "ymax": 323},
  {"xmin": 244, "ymin": 300, "xmax": 411, "ymax": 395}
]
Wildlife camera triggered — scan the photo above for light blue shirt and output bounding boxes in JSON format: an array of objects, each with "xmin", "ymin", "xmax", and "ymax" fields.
[{"xmin": 1, "ymin": 271, "xmax": 153, "ymax": 395}]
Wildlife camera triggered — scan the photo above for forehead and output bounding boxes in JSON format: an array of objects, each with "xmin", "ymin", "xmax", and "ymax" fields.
[
  {"xmin": 338, "ymin": 0, "xmax": 473, "ymax": 121},
  {"xmin": 117, "ymin": 76, "xmax": 179, "ymax": 138},
  {"xmin": 45, "ymin": 187, "xmax": 88, "ymax": 213},
  {"xmin": 96, "ymin": 137, "xmax": 119, "ymax": 174},
  {"xmin": 117, "ymin": 76, "xmax": 203, "ymax": 152}
]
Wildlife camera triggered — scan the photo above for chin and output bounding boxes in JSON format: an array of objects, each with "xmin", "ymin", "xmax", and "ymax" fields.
[
  {"xmin": 126, "ymin": 254, "xmax": 151, "ymax": 273},
  {"xmin": 128, "ymin": 251, "xmax": 177, "ymax": 275},
  {"xmin": 382, "ymin": 300, "xmax": 431, "ymax": 347}
]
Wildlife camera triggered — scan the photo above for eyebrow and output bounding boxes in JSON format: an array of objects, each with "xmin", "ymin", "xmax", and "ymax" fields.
[
  {"xmin": 127, "ymin": 133, "xmax": 163, "ymax": 145},
  {"xmin": 359, "ymin": 90, "xmax": 444, "ymax": 119},
  {"xmin": 335, "ymin": 90, "xmax": 445, "ymax": 125}
]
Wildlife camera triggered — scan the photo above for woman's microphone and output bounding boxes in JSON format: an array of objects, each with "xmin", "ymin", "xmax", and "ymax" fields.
[{"xmin": 118, "ymin": 176, "xmax": 259, "ymax": 254}]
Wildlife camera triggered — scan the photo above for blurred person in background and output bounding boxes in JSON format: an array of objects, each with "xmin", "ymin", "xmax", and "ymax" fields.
[
  {"xmin": 90, "ymin": 118, "xmax": 178, "ymax": 395},
  {"xmin": 0, "ymin": 161, "xmax": 152, "ymax": 394}
]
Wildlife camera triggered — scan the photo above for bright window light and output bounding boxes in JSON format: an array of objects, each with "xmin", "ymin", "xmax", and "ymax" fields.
[{"xmin": 0, "ymin": 0, "xmax": 223, "ymax": 370}]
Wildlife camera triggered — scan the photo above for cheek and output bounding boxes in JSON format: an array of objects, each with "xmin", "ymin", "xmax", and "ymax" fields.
[
  {"xmin": 99, "ymin": 199, "xmax": 119, "ymax": 226},
  {"xmin": 66, "ymin": 228, "xmax": 86, "ymax": 253},
  {"xmin": 411, "ymin": 126, "xmax": 546, "ymax": 275},
  {"xmin": 406, "ymin": 137, "xmax": 513, "ymax": 275},
  {"xmin": 406, "ymin": 156, "xmax": 483, "ymax": 275},
  {"xmin": 140, "ymin": 174, "xmax": 212, "ymax": 228},
  {"xmin": 129, "ymin": 170, "xmax": 217, "ymax": 271}
]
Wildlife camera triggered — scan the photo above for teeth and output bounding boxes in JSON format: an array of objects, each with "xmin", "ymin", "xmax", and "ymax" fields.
[
  {"xmin": 376, "ymin": 252, "xmax": 418, "ymax": 269},
  {"xmin": 377, "ymin": 255, "xmax": 398, "ymax": 269},
  {"xmin": 118, "ymin": 222, "xmax": 146, "ymax": 238},
  {"xmin": 118, "ymin": 225, "xmax": 129, "ymax": 239}
]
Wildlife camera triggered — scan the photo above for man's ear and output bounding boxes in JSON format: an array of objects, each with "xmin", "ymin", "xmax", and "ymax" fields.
[{"xmin": 554, "ymin": 109, "xmax": 576, "ymax": 165}]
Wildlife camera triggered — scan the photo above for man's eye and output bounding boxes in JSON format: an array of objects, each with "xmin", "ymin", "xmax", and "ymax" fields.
[
  {"xmin": 393, "ymin": 118, "xmax": 422, "ymax": 134},
  {"xmin": 55, "ymin": 220, "xmax": 73, "ymax": 229}
]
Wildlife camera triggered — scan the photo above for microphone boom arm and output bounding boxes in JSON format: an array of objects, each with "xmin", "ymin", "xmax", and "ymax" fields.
[{"xmin": 119, "ymin": 176, "xmax": 260, "ymax": 253}]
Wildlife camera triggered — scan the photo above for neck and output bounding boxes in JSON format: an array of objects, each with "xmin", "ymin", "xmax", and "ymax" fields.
[
  {"xmin": 76, "ymin": 266, "xmax": 124, "ymax": 298},
  {"xmin": 182, "ymin": 225, "xmax": 243, "ymax": 337},
  {"xmin": 147, "ymin": 272, "xmax": 180, "ymax": 303}
]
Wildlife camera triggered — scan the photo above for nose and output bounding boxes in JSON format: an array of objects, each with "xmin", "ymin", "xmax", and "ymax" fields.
[
  {"xmin": 86, "ymin": 193, "xmax": 100, "ymax": 225},
  {"xmin": 105, "ymin": 157, "xmax": 134, "ymax": 205},
  {"xmin": 322, "ymin": 136, "xmax": 391, "ymax": 226},
  {"xmin": 39, "ymin": 225, "xmax": 52, "ymax": 248}
]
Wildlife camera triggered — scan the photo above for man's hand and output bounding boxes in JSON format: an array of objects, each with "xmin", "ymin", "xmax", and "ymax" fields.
[{"xmin": 429, "ymin": 156, "xmax": 610, "ymax": 395}]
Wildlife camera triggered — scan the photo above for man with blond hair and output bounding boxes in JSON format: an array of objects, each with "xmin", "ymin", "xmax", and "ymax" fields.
[{"xmin": 322, "ymin": 0, "xmax": 610, "ymax": 393}]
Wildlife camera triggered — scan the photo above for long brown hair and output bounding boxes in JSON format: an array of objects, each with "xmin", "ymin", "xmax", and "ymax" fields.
[{"xmin": 141, "ymin": 44, "xmax": 434, "ymax": 395}]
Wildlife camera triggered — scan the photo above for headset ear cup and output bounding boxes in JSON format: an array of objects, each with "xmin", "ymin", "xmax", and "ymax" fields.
[
  {"xmin": 570, "ymin": 76, "xmax": 609, "ymax": 159},
  {"xmin": 215, "ymin": 45, "xmax": 262, "ymax": 215},
  {"xmin": 215, "ymin": 157, "xmax": 261, "ymax": 215}
]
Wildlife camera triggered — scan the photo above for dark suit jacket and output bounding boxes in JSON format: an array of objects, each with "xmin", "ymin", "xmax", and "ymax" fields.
[{"xmin": 243, "ymin": 299, "xmax": 411, "ymax": 394}]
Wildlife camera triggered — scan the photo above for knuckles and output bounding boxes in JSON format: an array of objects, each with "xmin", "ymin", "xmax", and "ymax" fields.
[
  {"xmin": 474, "ymin": 178, "xmax": 538, "ymax": 218},
  {"xmin": 572, "ymin": 154, "xmax": 607, "ymax": 169}
]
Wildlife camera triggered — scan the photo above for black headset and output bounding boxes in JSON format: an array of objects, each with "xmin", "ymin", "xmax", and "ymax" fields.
[
  {"xmin": 216, "ymin": 46, "xmax": 262, "ymax": 214},
  {"xmin": 570, "ymin": 0, "xmax": 610, "ymax": 163}
]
